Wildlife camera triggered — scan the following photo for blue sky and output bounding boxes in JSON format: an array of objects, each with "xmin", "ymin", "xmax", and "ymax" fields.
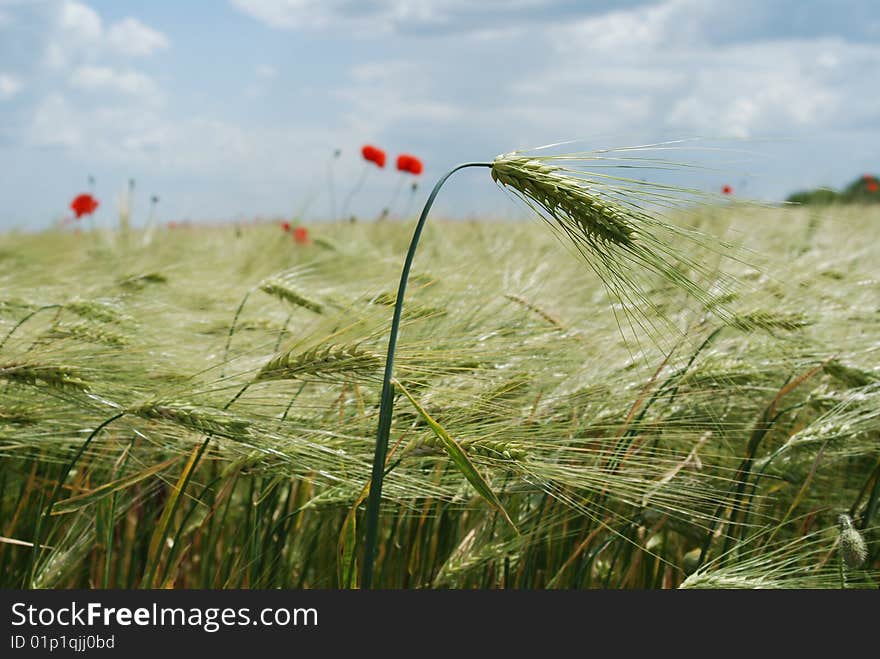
[{"xmin": 0, "ymin": 0, "xmax": 878, "ymax": 229}]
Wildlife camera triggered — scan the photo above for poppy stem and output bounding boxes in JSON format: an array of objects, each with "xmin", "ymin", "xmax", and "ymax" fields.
[
  {"xmin": 327, "ymin": 150, "xmax": 340, "ymax": 220},
  {"xmin": 361, "ymin": 161, "xmax": 492, "ymax": 589},
  {"xmin": 402, "ymin": 182, "xmax": 419, "ymax": 219},
  {"xmin": 340, "ymin": 165, "xmax": 370, "ymax": 221},
  {"xmin": 378, "ymin": 174, "xmax": 407, "ymax": 221}
]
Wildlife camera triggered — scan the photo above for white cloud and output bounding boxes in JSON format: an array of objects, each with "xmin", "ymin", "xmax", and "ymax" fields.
[
  {"xmin": 231, "ymin": 0, "xmax": 422, "ymax": 31},
  {"xmin": 26, "ymin": 94, "xmax": 82, "ymax": 148},
  {"xmin": 246, "ymin": 65, "xmax": 277, "ymax": 96},
  {"xmin": 256, "ymin": 64, "xmax": 276, "ymax": 80},
  {"xmin": 231, "ymin": 0, "xmax": 325, "ymax": 29},
  {"xmin": 339, "ymin": 60, "xmax": 463, "ymax": 135},
  {"xmin": 46, "ymin": 2, "xmax": 169, "ymax": 68},
  {"xmin": 666, "ymin": 42, "xmax": 841, "ymax": 138},
  {"xmin": 0, "ymin": 73, "xmax": 22, "ymax": 99},
  {"xmin": 45, "ymin": 0, "xmax": 102, "ymax": 69},
  {"xmin": 69, "ymin": 65, "xmax": 161, "ymax": 99},
  {"xmin": 59, "ymin": 0, "xmax": 102, "ymax": 41},
  {"xmin": 5, "ymin": 0, "xmax": 880, "ymax": 228},
  {"xmin": 559, "ymin": 1, "xmax": 681, "ymax": 54},
  {"xmin": 106, "ymin": 17, "xmax": 170, "ymax": 56},
  {"xmin": 25, "ymin": 91, "xmax": 167, "ymax": 159},
  {"xmin": 348, "ymin": 61, "xmax": 405, "ymax": 85},
  {"xmin": 508, "ymin": 2, "xmax": 880, "ymax": 142},
  {"xmin": 23, "ymin": 87, "xmax": 342, "ymax": 184},
  {"xmin": 230, "ymin": 0, "xmax": 584, "ymax": 34}
]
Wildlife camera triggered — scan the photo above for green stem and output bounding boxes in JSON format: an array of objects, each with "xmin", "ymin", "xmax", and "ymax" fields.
[
  {"xmin": 102, "ymin": 437, "xmax": 135, "ymax": 588},
  {"xmin": 340, "ymin": 165, "xmax": 370, "ymax": 221},
  {"xmin": 360, "ymin": 162, "xmax": 492, "ymax": 589},
  {"xmin": 223, "ymin": 383, "xmax": 251, "ymax": 410},
  {"xmin": 0, "ymin": 304, "xmax": 62, "ymax": 352},
  {"xmin": 142, "ymin": 433, "xmax": 213, "ymax": 587},
  {"xmin": 327, "ymin": 153, "xmax": 338, "ymax": 220},
  {"xmin": 860, "ymin": 460, "xmax": 880, "ymax": 530},
  {"xmin": 402, "ymin": 183, "xmax": 419, "ymax": 219},
  {"xmin": 29, "ymin": 411, "xmax": 126, "ymax": 586},
  {"xmin": 279, "ymin": 381, "xmax": 308, "ymax": 427},
  {"xmin": 221, "ymin": 289, "xmax": 254, "ymax": 375},
  {"xmin": 378, "ymin": 174, "xmax": 407, "ymax": 221},
  {"xmin": 273, "ymin": 314, "xmax": 292, "ymax": 353}
]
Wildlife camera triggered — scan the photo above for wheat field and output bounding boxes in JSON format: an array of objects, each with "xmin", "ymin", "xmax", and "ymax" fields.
[{"xmin": 0, "ymin": 202, "xmax": 877, "ymax": 588}]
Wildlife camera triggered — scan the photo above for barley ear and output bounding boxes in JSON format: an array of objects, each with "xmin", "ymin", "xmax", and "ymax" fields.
[{"xmin": 838, "ymin": 514, "xmax": 868, "ymax": 569}]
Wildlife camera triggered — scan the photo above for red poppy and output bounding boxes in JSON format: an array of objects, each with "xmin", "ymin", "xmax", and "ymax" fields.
[
  {"xmin": 361, "ymin": 145, "xmax": 386, "ymax": 168},
  {"xmin": 293, "ymin": 226, "xmax": 310, "ymax": 244},
  {"xmin": 281, "ymin": 221, "xmax": 291, "ymax": 232},
  {"xmin": 862, "ymin": 174, "xmax": 875, "ymax": 182},
  {"xmin": 721, "ymin": 185, "xmax": 733, "ymax": 195},
  {"xmin": 70, "ymin": 193, "xmax": 99, "ymax": 219},
  {"xmin": 396, "ymin": 154, "xmax": 423, "ymax": 175},
  {"xmin": 867, "ymin": 181, "xmax": 879, "ymax": 193}
]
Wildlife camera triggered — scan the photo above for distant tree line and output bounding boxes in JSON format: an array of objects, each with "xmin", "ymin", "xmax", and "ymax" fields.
[{"xmin": 787, "ymin": 174, "xmax": 879, "ymax": 205}]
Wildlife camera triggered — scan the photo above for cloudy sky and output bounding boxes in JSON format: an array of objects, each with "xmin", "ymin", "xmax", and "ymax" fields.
[{"xmin": 1, "ymin": 0, "xmax": 878, "ymax": 229}]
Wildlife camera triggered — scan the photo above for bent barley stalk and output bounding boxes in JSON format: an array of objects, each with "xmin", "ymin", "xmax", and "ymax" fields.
[
  {"xmin": 490, "ymin": 151, "xmax": 742, "ymax": 328},
  {"xmin": 361, "ymin": 144, "xmax": 745, "ymax": 587},
  {"xmin": 361, "ymin": 162, "xmax": 491, "ymax": 588},
  {"xmin": 491, "ymin": 156, "xmax": 637, "ymax": 247}
]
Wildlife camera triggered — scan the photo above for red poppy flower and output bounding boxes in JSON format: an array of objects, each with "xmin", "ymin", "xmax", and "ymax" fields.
[
  {"xmin": 281, "ymin": 221, "xmax": 291, "ymax": 232},
  {"xmin": 398, "ymin": 154, "xmax": 423, "ymax": 175},
  {"xmin": 396, "ymin": 154, "xmax": 423, "ymax": 175},
  {"xmin": 867, "ymin": 181, "xmax": 879, "ymax": 193},
  {"xmin": 293, "ymin": 226, "xmax": 310, "ymax": 244},
  {"xmin": 862, "ymin": 174, "xmax": 875, "ymax": 182},
  {"xmin": 70, "ymin": 193, "xmax": 99, "ymax": 219},
  {"xmin": 361, "ymin": 145, "xmax": 386, "ymax": 168},
  {"xmin": 721, "ymin": 185, "xmax": 733, "ymax": 195}
]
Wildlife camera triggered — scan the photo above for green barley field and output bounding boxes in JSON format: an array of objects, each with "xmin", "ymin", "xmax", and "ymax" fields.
[{"xmin": 1, "ymin": 202, "xmax": 877, "ymax": 589}]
